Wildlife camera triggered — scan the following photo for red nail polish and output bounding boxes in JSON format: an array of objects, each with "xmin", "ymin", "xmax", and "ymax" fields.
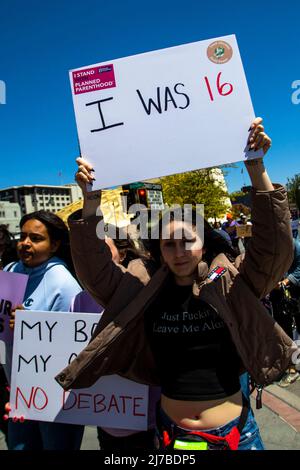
[
  {"xmin": 19, "ymin": 416, "xmax": 25, "ymax": 423},
  {"xmin": 3, "ymin": 414, "xmax": 9, "ymax": 421},
  {"xmin": 12, "ymin": 416, "xmax": 19, "ymax": 423},
  {"xmin": 4, "ymin": 403, "xmax": 11, "ymax": 412}
]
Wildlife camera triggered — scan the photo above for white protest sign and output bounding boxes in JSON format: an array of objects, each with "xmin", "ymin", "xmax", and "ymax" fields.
[
  {"xmin": 70, "ymin": 34, "xmax": 262, "ymax": 190},
  {"xmin": 9, "ymin": 310, "xmax": 148, "ymax": 430},
  {"xmin": 0, "ymin": 270, "xmax": 28, "ymax": 380}
]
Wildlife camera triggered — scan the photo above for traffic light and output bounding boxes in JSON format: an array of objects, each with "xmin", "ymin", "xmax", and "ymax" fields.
[
  {"xmin": 137, "ymin": 188, "xmax": 148, "ymax": 207},
  {"xmin": 120, "ymin": 189, "xmax": 137, "ymax": 211}
]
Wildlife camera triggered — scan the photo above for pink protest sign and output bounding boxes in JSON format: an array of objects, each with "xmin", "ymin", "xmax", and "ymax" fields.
[
  {"xmin": 72, "ymin": 64, "xmax": 116, "ymax": 95},
  {"xmin": 0, "ymin": 270, "xmax": 28, "ymax": 380}
]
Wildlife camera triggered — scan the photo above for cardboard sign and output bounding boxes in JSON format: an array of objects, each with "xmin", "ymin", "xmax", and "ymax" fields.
[
  {"xmin": 236, "ymin": 224, "xmax": 252, "ymax": 237},
  {"xmin": 70, "ymin": 34, "xmax": 262, "ymax": 189},
  {"xmin": 9, "ymin": 310, "xmax": 148, "ymax": 430},
  {"xmin": 0, "ymin": 270, "xmax": 28, "ymax": 380}
]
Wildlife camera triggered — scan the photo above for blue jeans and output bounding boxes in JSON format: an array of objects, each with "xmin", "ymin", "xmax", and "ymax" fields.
[
  {"xmin": 8, "ymin": 419, "xmax": 84, "ymax": 450},
  {"xmin": 157, "ymin": 404, "xmax": 264, "ymax": 451},
  {"xmin": 240, "ymin": 372, "xmax": 251, "ymax": 400}
]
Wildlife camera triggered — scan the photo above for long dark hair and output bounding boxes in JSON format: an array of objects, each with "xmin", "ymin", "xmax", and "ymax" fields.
[
  {"xmin": 19, "ymin": 210, "xmax": 75, "ymax": 275},
  {"xmin": 146, "ymin": 208, "xmax": 239, "ymax": 268},
  {"xmin": 110, "ymin": 226, "xmax": 157, "ymax": 274},
  {"xmin": 0, "ymin": 225, "xmax": 18, "ymax": 269}
]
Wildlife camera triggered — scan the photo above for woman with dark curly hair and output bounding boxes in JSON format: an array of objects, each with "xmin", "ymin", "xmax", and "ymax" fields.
[{"xmin": 4, "ymin": 210, "xmax": 83, "ymax": 450}]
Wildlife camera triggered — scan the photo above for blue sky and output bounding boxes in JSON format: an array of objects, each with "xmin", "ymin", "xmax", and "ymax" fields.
[{"xmin": 0, "ymin": 0, "xmax": 299, "ymax": 193}]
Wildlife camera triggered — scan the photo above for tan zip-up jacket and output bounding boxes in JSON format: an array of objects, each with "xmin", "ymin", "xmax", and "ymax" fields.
[{"xmin": 56, "ymin": 185, "xmax": 298, "ymax": 390}]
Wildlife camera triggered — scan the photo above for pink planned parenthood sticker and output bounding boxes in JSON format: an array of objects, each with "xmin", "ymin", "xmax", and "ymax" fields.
[{"xmin": 72, "ymin": 64, "xmax": 116, "ymax": 95}]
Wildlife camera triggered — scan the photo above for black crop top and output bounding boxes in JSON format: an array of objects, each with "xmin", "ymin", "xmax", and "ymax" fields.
[{"xmin": 144, "ymin": 278, "xmax": 241, "ymax": 401}]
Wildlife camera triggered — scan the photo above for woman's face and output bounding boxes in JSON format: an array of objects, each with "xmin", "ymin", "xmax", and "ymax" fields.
[
  {"xmin": 17, "ymin": 219, "xmax": 60, "ymax": 267},
  {"xmin": 160, "ymin": 220, "xmax": 204, "ymax": 285}
]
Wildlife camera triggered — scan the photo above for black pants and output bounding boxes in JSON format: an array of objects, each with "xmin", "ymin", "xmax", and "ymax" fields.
[{"xmin": 97, "ymin": 427, "xmax": 156, "ymax": 451}]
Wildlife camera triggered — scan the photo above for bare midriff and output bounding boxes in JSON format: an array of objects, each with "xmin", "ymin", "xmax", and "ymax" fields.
[{"xmin": 161, "ymin": 390, "xmax": 243, "ymax": 430}]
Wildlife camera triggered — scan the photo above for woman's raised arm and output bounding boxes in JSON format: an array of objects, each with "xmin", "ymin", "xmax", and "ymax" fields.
[
  {"xmin": 75, "ymin": 156, "xmax": 101, "ymax": 219},
  {"xmin": 244, "ymin": 117, "xmax": 273, "ymax": 191}
]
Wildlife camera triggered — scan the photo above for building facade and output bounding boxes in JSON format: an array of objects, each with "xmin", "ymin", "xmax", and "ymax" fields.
[
  {"xmin": 0, "ymin": 201, "xmax": 21, "ymax": 233},
  {"xmin": 0, "ymin": 184, "xmax": 82, "ymax": 216}
]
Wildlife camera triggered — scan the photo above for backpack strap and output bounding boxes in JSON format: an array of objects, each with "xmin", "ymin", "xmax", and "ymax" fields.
[{"xmin": 249, "ymin": 377, "xmax": 264, "ymax": 409}]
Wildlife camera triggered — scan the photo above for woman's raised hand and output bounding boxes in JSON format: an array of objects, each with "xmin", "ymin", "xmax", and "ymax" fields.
[
  {"xmin": 247, "ymin": 117, "xmax": 272, "ymax": 155},
  {"xmin": 244, "ymin": 117, "xmax": 274, "ymax": 191},
  {"xmin": 75, "ymin": 157, "xmax": 102, "ymax": 218},
  {"xmin": 75, "ymin": 157, "xmax": 95, "ymax": 196}
]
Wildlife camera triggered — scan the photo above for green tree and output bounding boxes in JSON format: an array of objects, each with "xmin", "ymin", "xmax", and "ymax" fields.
[
  {"xmin": 286, "ymin": 174, "xmax": 300, "ymax": 210},
  {"xmin": 229, "ymin": 191, "xmax": 246, "ymax": 202},
  {"xmin": 231, "ymin": 203, "xmax": 251, "ymax": 220},
  {"xmin": 160, "ymin": 169, "xmax": 230, "ymax": 220},
  {"xmin": 229, "ymin": 190, "xmax": 251, "ymax": 219}
]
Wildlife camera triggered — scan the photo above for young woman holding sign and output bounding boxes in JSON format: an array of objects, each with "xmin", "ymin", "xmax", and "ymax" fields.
[
  {"xmin": 4, "ymin": 211, "xmax": 83, "ymax": 450},
  {"xmin": 70, "ymin": 232, "xmax": 161, "ymax": 451},
  {"xmin": 56, "ymin": 118, "xmax": 296, "ymax": 450}
]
